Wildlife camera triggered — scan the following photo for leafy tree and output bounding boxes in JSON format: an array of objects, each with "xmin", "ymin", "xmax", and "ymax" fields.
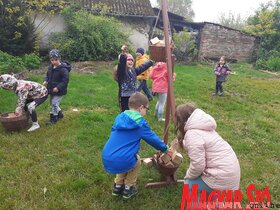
[
  {"xmin": 216, "ymin": 12, "xmax": 247, "ymax": 30},
  {"xmin": 156, "ymin": 0, "xmax": 194, "ymax": 21},
  {"xmin": 246, "ymin": 0, "xmax": 280, "ymax": 60},
  {"xmin": 0, "ymin": 0, "xmax": 63, "ymax": 55},
  {"xmin": 0, "ymin": 0, "xmax": 36, "ymax": 55}
]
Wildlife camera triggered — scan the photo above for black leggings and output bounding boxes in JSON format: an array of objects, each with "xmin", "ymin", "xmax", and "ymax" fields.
[
  {"xmin": 215, "ymin": 81, "xmax": 224, "ymax": 94},
  {"xmin": 24, "ymin": 95, "xmax": 48, "ymax": 122},
  {"xmin": 119, "ymin": 96, "xmax": 130, "ymax": 112}
]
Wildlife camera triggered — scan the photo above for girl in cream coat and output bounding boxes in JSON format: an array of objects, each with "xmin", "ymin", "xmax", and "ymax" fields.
[{"xmin": 175, "ymin": 103, "xmax": 240, "ymax": 197}]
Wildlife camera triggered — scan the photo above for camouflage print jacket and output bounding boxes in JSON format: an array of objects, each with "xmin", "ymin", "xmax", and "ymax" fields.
[{"xmin": 15, "ymin": 80, "xmax": 48, "ymax": 110}]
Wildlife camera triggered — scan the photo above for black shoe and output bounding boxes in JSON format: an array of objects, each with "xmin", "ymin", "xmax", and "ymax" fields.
[
  {"xmin": 46, "ymin": 113, "xmax": 57, "ymax": 125},
  {"xmin": 112, "ymin": 184, "xmax": 124, "ymax": 196},
  {"xmin": 122, "ymin": 186, "xmax": 138, "ymax": 201},
  {"xmin": 57, "ymin": 111, "xmax": 64, "ymax": 120}
]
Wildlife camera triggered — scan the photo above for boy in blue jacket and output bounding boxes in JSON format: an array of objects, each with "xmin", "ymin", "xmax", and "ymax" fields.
[{"xmin": 102, "ymin": 92, "xmax": 169, "ymax": 201}]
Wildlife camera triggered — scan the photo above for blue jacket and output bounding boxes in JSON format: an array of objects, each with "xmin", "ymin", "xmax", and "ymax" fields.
[
  {"xmin": 45, "ymin": 62, "xmax": 71, "ymax": 96},
  {"xmin": 102, "ymin": 110, "xmax": 167, "ymax": 174},
  {"xmin": 117, "ymin": 54, "xmax": 153, "ymax": 97}
]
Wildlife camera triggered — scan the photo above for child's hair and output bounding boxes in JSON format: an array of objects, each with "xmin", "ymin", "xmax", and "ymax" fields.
[
  {"xmin": 128, "ymin": 92, "xmax": 149, "ymax": 109},
  {"xmin": 174, "ymin": 103, "xmax": 196, "ymax": 148},
  {"xmin": 220, "ymin": 56, "xmax": 226, "ymax": 62}
]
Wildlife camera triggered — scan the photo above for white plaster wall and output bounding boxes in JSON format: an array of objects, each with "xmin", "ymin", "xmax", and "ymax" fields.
[
  {"xmin": 35, "ymin": 14, "xmax": 149, "ymax": 53},
  {"xmin": 34, "ymin": 14, "xmax": 65, "ymax": 48},
  {"xmin": 120, "ymin": 22, "xmax": 150, "ymax": 52}
]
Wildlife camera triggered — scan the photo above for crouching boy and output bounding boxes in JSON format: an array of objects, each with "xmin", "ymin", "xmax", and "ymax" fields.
[
  {"xmin": 102, "ymin": 92, "xmax": 169, "ymax": 200},
  {"xmin": 0, "ymin": 74, "xmax": 48, "ymax": 132}
]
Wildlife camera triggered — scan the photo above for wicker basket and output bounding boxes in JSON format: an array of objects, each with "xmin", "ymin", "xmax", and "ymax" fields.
[
  {"xmin": 0, "ymin": 112, "xmax": 29, "ymax": 131},
  {"xmin": 149, "ymin": 45, "xmax": 176, "ymax": 63},
  {"xmin": 149, "ymin": 45, "xmax": 167, "ymax": 62}
]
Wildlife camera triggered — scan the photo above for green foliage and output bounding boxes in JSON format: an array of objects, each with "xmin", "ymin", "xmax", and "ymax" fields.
[
  {"xmin": 156, "ymin": 0, "xmax": 194, "ymax": 21},
  {"xmin": 49, "ymin": 7, "xmax": 128, "ymax": 61},
  {"xmin": 216, "ymin": 12, "xmax": 247, "ymax": 30},
  {"xmin": 0, "ymin": 51, "xmax": 41, "ymax": 73},
  {"xmin": 0, "ymin": 0, "xmax": 37, "ymax": 55},
  {"xmin": 246, "ymin": 0, "xmax": 280, "ymax": 70},
  {"xmin": 22, "ymin": 53, "xmax": 41, "ymax": 70},
  {"xmin": 266, "ymin": 57, "xmax": 280, "ymax": 71},
  {"xmin": 172, "ymin": 30, "xmax": 198, "ymax": 62}
]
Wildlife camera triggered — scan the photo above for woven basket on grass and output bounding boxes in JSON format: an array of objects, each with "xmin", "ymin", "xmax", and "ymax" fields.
[{"xmin": 0, "ymin": 112, "xmax": 29, "ymax": 131}]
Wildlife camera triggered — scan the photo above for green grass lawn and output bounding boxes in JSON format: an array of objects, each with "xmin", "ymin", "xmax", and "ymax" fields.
[{"xmin": 0, "ymin": 63, "xmax": 279, "ymax": 209}]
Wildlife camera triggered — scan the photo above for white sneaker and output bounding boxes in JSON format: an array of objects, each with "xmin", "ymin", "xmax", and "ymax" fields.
[
  {"xmin": 27, "ymin": 122, "xmax": 40, "ymax": 132},
  {"xmin": 158, "ymin": 118, "xmax": 165, "ymax": 122}
]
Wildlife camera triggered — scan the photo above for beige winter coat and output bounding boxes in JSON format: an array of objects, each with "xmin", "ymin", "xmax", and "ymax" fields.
[{"xmin": 183, "ymin": 109, "xmax": 240, "ymax": 190}]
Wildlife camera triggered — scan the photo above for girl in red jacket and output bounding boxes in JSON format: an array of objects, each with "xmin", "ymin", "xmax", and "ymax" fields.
[{"xmin": 150, "ymin": 62, "xmax": 176, "ymax": 121}]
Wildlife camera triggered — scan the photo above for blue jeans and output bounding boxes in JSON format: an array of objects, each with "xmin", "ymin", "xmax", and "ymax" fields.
[
  {"xmin": 137, "ymin": 80, "xmax": 153, "ymax": 100},
  {"xmin": 50, "ymin": 95, "xmax": 63, "ymax": 115},
  {"xmin": 184, "ymin": 177, "xmax": 213, "ymax": 202}
]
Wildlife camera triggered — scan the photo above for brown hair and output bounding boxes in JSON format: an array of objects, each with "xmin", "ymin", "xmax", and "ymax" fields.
[
  {"xmin": 174, "ymin": 103, "xmax": 196, "ymax": 148},
  {"xmin": 128, "ymin": 92, "xmax": 149, "ymax": 109}
]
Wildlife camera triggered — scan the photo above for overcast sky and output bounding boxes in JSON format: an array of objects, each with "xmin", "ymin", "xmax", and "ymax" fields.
[{"xmin": 150, "ymin": 0, "xmax": 271, "ymax": 22}]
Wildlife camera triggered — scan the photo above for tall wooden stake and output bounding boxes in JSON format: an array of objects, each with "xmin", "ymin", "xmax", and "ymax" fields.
[{"xmin": 162, "ymin": 0, "xmax": 175, "ymax": 144}]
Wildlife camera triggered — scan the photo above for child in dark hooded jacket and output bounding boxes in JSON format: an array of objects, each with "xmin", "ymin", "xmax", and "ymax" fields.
[{"xmin": 43, "ymin": 49, "xmax": 70, "ymax": 124}]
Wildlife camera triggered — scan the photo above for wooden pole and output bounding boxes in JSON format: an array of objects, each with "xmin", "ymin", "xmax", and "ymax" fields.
[{"xmin": 161, "ymin": 0, "xmax": 175, "ymax": 144}]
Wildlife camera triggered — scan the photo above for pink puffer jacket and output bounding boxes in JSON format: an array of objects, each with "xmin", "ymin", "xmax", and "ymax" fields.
[
  {"xmin": 149, "ymin": 62, "xmax": 168, "ymax": 93},
  {"xmin": 183, "ymin": 109, "xmax": 240, "ymax": 190}
]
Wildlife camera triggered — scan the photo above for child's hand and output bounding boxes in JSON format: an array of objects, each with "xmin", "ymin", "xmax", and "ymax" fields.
[
  {"xmin": 53, "ymin": 87, "xmax": 59, "ymax": 93},
  {"xmin": 43, "ymin": 81, "xmax": 48, "ymax": 87},
  {"xmin": 15, "ymin": 107, "xmax": 22, "ymax": 116}
]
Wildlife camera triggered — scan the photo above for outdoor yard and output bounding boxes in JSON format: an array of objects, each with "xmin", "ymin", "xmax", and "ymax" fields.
[{"xmin": 0, "ymin": 62, "xmax": 279, "ymax": 209}]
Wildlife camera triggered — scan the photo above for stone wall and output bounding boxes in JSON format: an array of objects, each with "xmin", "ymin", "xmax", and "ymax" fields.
[{"xmin": 198, "ymin": 23, "xmax": 258, "ymax": 62}]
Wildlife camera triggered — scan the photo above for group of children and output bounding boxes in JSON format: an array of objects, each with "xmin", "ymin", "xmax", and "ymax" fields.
[
  {"xmin": 0, "ymin": 49, "xmax": 70, "ymax": 132},
  {"xmin": 0, "ymin": 45, "xmax": 239, "ymax": 205},
  {"xmin": 102, "ymin": 45, "xmax": 239, "ymax": 203},
  {"xmin": 117, "ymin": 45, "xmax": 176, "ymax": 122}
]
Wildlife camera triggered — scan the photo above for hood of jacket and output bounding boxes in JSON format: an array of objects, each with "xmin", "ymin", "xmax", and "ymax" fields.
[
  {"xmin": 152, "ymin": 62, "xmax": 167, "ymax": 77},
  {"xmin": 0, "ymin": 74, "xmax": 18, "ymax": 90},
  {"xmin": 49, "ymin": 61, "xmax": 71, "ymax": 72},
  {"xmin": 112, "ymin": 110, "xmax": 144, "ymax": 130},
  {"xmin": 184, "ymin": 109, "xmax": 217, "ymax": 132}
]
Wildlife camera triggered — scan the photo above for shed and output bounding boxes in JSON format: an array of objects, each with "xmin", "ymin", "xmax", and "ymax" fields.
[{"xmin": 153, "ymin": 7, "xmax": 259, "ymax": 62}]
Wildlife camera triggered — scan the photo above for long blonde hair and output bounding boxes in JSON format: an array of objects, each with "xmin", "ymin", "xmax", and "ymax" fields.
[{"xmin": 174, "ymin": 103, "xmax": 196, "ymax": 148}]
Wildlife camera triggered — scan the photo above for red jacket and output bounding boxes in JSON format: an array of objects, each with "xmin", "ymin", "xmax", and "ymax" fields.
[{"xmin": 150, "ymin": 62, "xmax": 168, "ymax": 93}]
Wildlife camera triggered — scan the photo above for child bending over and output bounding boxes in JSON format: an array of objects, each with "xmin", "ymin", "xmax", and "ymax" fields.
[
  {"xmin": 0, "ymin": 74, "xmax": 48, "ymax": 132},
  {"xmin": 175, "ymin": 103, "xmax": 240, "ymax": 204}
]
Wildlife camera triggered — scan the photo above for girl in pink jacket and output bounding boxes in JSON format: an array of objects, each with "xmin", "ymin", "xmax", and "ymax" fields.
[
  {"xmin": 175, "ymin": 103, "xmax": 240, "ymax": 201},
  {"xmin": 150, "ymin": 62, "xmax": 175, "ymax": 121}
]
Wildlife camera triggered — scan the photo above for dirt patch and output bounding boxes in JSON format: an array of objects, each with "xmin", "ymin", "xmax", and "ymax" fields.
[
  {"xmin": 72, "ymin": 61, "xmax": 115, "ymax": 74},
  {"xmin": 14, "ymin": 61, "xmax": 115, "ymax": 79}
]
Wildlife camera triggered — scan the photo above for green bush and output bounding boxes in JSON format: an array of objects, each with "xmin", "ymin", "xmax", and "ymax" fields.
[
  {"xmin": 173, "ymin": 30, "xmax": 198, "ymax": 62},
  {"xmin": 266, "ymin": 57, "xmax": 280, "ymax": 71},
  {"xmin": 49, "ymin": 8, "xmax": 128, "ymax": 61},
  {"xmin": 22, "ymin": 53, "xmax": 41, "ymax": 70},
  {"xmin": 0, "ymin": 51, "xmax": 41, "ymax": 74},
  {"xmin": 0, "ymin": 0, "xmax": 37, "ymax": 56}
]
